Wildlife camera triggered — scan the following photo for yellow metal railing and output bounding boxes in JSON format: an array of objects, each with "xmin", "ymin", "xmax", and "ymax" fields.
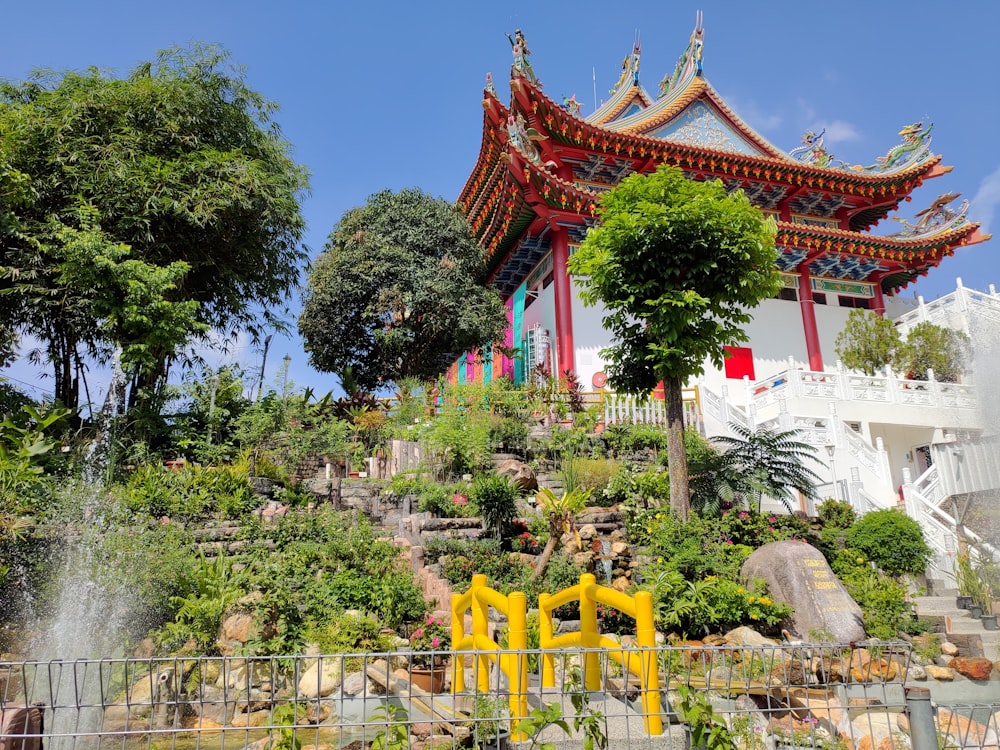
[
  {"xmin": 452, "ymin": 572, "xmax": 662, "ymax": 738},
  {"xmin": 538, "ymin": 573, "xmax": 662, "ymax": 736},
  {"xmin": 450, "ymin": 574, "xmax": 529, "ymax": 739}
]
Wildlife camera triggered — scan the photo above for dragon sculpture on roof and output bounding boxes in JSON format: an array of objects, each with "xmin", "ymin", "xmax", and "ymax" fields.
[
  {"xmin": 891, "ymin": 192, "xmax": 970, "ymax": 238},
  {"xmin": 658, "ymin": 11, "xmax": 704, "ymax": 99}
]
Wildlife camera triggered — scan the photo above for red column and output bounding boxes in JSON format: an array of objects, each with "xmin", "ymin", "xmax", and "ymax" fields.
[
  {"xmin": 872, "ymin": 278, "xmax": 886, "ymax": 316},
  {"xmin": 551, "ymin": 227, "xmax": 576, "ymax": 376},
  {"xmin": 798, "ymin": 268, "xmax": 824, "ymax": 371}
]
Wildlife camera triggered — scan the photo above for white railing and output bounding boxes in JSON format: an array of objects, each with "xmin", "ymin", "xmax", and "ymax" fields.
[
  {"xmin": 839, "ymin": 424, "xmax": 891, "ymax": 486},
  {"xmin": 851, "ymin": 487, "xmax": 885, "ymax": 516},
  {"xmin": 894, "ymin": 278, "xmax": 1000, "ymax": 335},
  {"xmin": 743, "ymin": 365, "xmax": 976, "ymax": 414},
  {"xmin": 901, "ymin": 464, "xmax": 1000, "ymax": 580}
]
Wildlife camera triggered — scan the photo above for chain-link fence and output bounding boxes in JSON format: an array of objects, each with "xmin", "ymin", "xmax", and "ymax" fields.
[{"xmin": 0, "ymin": 642, "xmax": 990, "ymax": 750}]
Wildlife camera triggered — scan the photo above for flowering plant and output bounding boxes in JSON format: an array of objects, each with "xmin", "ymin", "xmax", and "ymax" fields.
[{"xmin": 409, "ymin": 616, "xmax": 450, "ymax": 667}]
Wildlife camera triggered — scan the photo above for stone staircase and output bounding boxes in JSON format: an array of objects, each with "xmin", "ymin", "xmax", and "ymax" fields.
[{"xmin": 912, "ymin": 592, "xmax": 1000, "ymax": 661}]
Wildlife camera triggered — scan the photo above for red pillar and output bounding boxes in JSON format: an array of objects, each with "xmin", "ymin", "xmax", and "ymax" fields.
[
  {"xmin": 872, "ymin": 278, "xmax": 886, "ymax": 316},
  {"xmin": 798, "ymin": 268, "xmax": 824, "ymax": 371},
  {"xmin": 551, "ymin": 227, "xmax": 576, "ymax": 376}
]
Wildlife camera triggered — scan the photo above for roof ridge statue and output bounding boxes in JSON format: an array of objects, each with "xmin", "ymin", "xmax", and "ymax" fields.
[
  {"xmin": 610, "ymin": 32, "xmax": 642, "ymax": 96},
  {"xmin": 658, "ymin": 10, "xmax": 704, "ymax": 99},
  {"xmin": 891, "ymin": 192, "xmax": 970, "ymax": 238},
  {"xmin": 507, "ymin": 28, "xmax": 539, "ymax": 86},
  {"xmin": 787, "ymin": 129, "xmax": 847, "ymax": 168},
  {"xmin": 855, "ymin": 121, "xmax": 934, "ymax": 172}
]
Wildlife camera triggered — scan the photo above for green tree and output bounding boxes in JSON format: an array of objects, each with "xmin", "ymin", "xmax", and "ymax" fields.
[
  {"xmin": 0, "ymin": 44, "xmax": 309, "ymax": 414},
  {"xmin": 897, "ymin": 321, "xmax": 970, "ymax": 382},
  {"xmin": 568, "ymin": 165, "xmax": 779, "ymax": 519},
  {"xmin": 834, "ymin": 309, "xmax": 902, "ymax": 375},
  {"xmin": 298, "ymin": 188, "xmax": 507, "ymax": 391}
]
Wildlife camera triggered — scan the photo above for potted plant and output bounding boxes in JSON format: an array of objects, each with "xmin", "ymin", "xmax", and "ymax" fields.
[
  {"xmin": 954, "ymin": 553, "xmax": 977, "ymax": 609},
  {"xmin": 409, "ymin": 615, "xmax": 451, "ymax": 693},
  {"xmin": 465, "ymin": 694, "xmax": 510, "ymax": 750}
]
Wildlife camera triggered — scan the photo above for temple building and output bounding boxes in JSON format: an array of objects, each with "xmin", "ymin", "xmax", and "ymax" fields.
[
  {"xmin": 452, "ymin": 17, "xmax": 1000, "ymax": 569},
  {"xmin": 455, "ymin": 16, "xmax": 988, "ymax": 394}
]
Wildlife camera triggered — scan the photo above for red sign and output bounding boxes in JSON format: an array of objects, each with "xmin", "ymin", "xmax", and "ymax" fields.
[{"xmin": 592, "ymin": 371, "xmax": 608, "ymax": 388}]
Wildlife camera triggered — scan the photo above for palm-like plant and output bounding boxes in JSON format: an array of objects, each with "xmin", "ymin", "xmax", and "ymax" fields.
[
  {"xmin": 530, "ymin": 486, "xmax": 591, "ymax": 580},
  {"xmin": 691, "ymin": 425, "xmax": 822, "ymax": 515}
]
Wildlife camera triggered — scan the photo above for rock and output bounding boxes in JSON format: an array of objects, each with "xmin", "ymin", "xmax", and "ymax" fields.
[
  {"xmin": 231, "ymin": 709, "xmax": 270, "ymax": 728},
  {"xmin": 926, "ymin": 665, "xmax": 956, "ymax": 681},
  {"xmin": 949, "ymin": 656, "xmax": 994, "ymax": 680},
  {"xmin": 768, "ymin": 659, "xmax": 810, "ymax": 686},
  {"xmin": 941, "ymin": 641, "xmax": 960, "ymax": 657},
  {"xmin": 495, "ymin": 458, "xmax": 537, "ymax": 492},
  {"xmin": 340, "ymin": 671, "xmax": 370, "ymax": 696},
  {"xmin": 723, "ymin": 626, "xmax": 779, "ymax": 647},
  {"xmin": 573, "ymin": 551, "xmax": 594, "ymax": 567},
  {"xmin": 298, "ymin": 658, "xmax": 345, "ymax": 698},
  {"xmin": 132, "ymin": 638, "xmax": 156, "ymax": 659},
  {"xmin": 907, "ymin": 663, "xmax": 928, "ymax": 681},
  {"xmin": 611, "ymin": 576, "xmax": 630, "ymax": 593},
  {"xmin": 610, "ymin": 541, "xmax": 629, "ymax": 556},
  {"xmin": 936, "ymin": 708, "xmax": 999, "ymax": 748},
  {"xmin": 193, "ymin": 685, "xmax": 234, "ymax": 725},
  {"xmin": 741, "ymin": 541, "xmax": 865, "ymax": 643},
  {"xmin": 419, "ymin": 517, "xmax": 482, "ymax": 532},
  {"xmin": 852, "ymin": 658, "xmax": 898, "ymax": 683},
  {"xmin": 578, "ymin": 524, "xmax": 597, "ymax": 540},
  {"xmin": 851, "ymin": 711, "xmax": 897, "ymax": 748}
]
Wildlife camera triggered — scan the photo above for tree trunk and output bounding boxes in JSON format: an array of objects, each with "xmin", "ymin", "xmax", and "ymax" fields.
[
  {"xmin": 530, "ymin": 534, "xmax": 560, "ymax": 582},
  {"xmin": 665, "ymin": 374, "xmax": 690, "ymax": 520}
]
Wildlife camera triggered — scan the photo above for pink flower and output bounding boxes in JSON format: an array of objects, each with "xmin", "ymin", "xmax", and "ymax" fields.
[
  {"xmin": 431, "ymin": 637, "xmax": 440, "ymax": 647},
  {"xmin": 738, "ymin": 511, "xmax": 749, "ymax": 520},
  {"xmin": 412, "ymin": 628, "xmax": 424, "ymax": 638}
]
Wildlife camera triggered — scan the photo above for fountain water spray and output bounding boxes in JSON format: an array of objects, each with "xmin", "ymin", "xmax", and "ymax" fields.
[{"xmin": 29, "ymin": 352, "xmax": 137, "ymax": 748}]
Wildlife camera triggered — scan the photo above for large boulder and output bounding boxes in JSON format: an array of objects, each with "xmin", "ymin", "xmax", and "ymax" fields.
[
  {"xmin": 741, "ymin": 540, "xmax": 865, "ymax": 643},
  {"xmin": 494, "ymin": 458, "xmax": 537, "ymax": 492}
]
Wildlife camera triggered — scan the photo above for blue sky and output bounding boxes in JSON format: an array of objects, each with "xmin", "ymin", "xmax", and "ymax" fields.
[{"xmin": 3, "ymin": 0, "xmax": 1000, "ymax": 400}]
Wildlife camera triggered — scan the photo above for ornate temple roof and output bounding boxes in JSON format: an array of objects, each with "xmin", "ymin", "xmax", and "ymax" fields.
[{"xmin": 459, "ymin": 18, "xmax": 990, "ymax": 298}]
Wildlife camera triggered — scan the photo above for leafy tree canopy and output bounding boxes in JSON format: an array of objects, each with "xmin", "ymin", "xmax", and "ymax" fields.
[
  {"xmin": 569, "ymin": 165, "xmax": 779, "ymax": 517},
  {"xmin": 897, "ymin": 321, "xmax": 970, "ymax": 382},
  {"xmin": 299, "ymin": 188, "xmax": 507, "ymax": 391},
  {"xmin": 834, "ymin": 311, "xmax": 969, "ymax": 382},
  {"xmin": 834, "ymin": 309, "xmax": 902, "ymax": 376},
  {"xmin": 0, "ymin": 44, "xmax": 309, "ymax": 412}
]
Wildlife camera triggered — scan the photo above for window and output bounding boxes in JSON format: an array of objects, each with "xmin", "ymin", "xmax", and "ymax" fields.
[
  {"xmin": 838, "ymin": 296, "xmax": 871, "ymax": 309},
  {"xmin": 812, "ymin": 293, "xmax": 827, "ymax": 305},
  {"xmin": 777, "ymin": 287, "xmax": 798, "ymax": 302}
]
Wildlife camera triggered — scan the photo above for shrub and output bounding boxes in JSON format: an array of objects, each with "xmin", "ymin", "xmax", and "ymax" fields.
[
  {"xmin": 469, "ymin": 475, "xmax": 520, "ymax": 540},
  {"xmin": 846, "ymin": 509, "xmax": 931, "ymax": 577},
  {"xmin": 307, "ymin": 612, "xmax": 397, "ymax": 654},
  {"xmin": 568, "ymin": 457, "xmax": 617, "ymax": 497},
  {"xmin": 602, "ymin": 423, "xmax": 668, "ymax": 457},
  {"xmin": 833, "ymin": 550, "xmax": 917, "ymax": 639},
  {"xmin": 817, "ymin": 499, "xmax": 856, "ymax": 528},
  {"xmin": 639, "ymin": 564, "xmax": 791, "ymax": 637},
  {"xmin": 117, "ymin": 462, "xmax": 256, "ymax": 520}
]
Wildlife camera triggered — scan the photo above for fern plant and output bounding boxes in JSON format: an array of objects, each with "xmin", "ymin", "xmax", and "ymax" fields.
[{"xmin": 694, "ymin": 425, "xmax": 822, "ymax": 514}]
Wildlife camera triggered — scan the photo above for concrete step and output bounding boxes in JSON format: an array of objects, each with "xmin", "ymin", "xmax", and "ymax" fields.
[{"xmin": 912, "ymin": 595, "xmax": 1000, "ymax": 661}]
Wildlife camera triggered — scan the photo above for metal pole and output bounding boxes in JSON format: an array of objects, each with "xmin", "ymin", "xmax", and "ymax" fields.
[{"xmin": 905, "ymin": 687, "xmax": 938, "ymax": 750}]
